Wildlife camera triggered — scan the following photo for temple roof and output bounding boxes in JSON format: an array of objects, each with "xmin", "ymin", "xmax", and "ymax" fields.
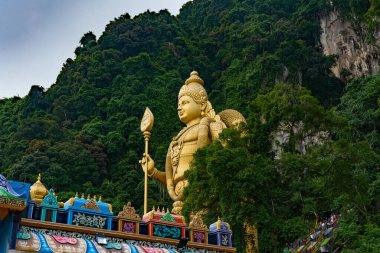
[
  {"xmin": 64, "ymin": 194, "xmax": 113, "ymax": 214},
  {"xmin": 209, "ymin": 217, "xmax": 231, "ymax": 232}
]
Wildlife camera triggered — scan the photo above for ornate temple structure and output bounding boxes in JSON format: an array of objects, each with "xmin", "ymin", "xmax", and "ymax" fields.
[
  {"xmin": 0, "ymin": 71, "xmax": 248, "ymax": 252},
  {"xmin": 0, "ymin": 174, "xmax": 236, "ymax": 252}
]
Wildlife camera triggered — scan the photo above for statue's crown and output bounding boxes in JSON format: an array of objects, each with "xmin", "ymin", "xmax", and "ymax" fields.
[
  {"xmin": 185, "ymin": 71, "xmax": 204, "ymax": 86},
  {"xmin": 179, "ymin": 71, "xmax": 207, "ymax": 103}
]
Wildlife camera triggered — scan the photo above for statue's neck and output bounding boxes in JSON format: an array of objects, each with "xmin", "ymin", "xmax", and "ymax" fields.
[{"xmin": 185, "ymin": 117, "xmax": 201, "ymax": 127}]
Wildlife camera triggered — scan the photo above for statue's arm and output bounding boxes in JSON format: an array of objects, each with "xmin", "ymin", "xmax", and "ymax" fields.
[
  {"xmin": 150, "ymin": 169, "xmax": 166, "ymax": 185},
  {"xmin": 165, "ymin": 151, "xmax": 179, "ymax": 201},
  {"xmin": 149, "ymin": 163, "xmax": 166, "ymax": 185},
  {"xmin": 197, "ymin": 117, "xmax": 213, "ymax": 148},
  {"xmin": 141, "ymin": 154, "xmax": 166, "ymax": 185}
]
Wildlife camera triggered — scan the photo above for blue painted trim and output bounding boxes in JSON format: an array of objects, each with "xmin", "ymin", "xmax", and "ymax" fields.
[
  {"xmin": 217, "ymin": 232, "xmax": 221, "ymax": 246},
  {"xmin": 67, "ymin": 211, "xmax": 73, "ymax": 225},
  {"xmin": 27, "ymin": 202, "xmax": 35, "ymax": 219},
  {"xmin": 36, "ymin": 233, "xmax": 53, "ymax": 253},
  {"xmin": 0, "ymin": 212, "xmax": 12, "ymax": 253},
  {"xmin": 107, "ymin": 217, "xmax": 112, "ymax": 230},
  {"xmin": 84, "ymin": 239, "xmax": 98, "ymax": 253},
  {"xmin": 127, "ymin": 244, "xmax": 139, "ymax": 253}
]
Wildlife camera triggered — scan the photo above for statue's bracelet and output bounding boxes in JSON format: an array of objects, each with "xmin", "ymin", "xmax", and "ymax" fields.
[{"xmin": 148, "ymin": 167, "xmax": 157, "ymax": 177}]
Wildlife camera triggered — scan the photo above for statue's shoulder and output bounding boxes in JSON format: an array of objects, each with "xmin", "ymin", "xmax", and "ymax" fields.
[{"xmin": 209, "ymin": 109, "xmax": 246, "ymax": 140}]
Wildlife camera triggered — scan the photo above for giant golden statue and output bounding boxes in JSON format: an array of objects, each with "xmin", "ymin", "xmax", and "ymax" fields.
[{"xmin": 141, "ymin": 71, "xmax": 245, "ymax": 214}]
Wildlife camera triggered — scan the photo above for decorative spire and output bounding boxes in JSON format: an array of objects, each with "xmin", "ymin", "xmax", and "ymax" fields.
[
  {"xmin": 99, "ymin": 195, "xmax": 102, "ymax": 202},
  {"xmin": 81, "ymin": 193, "xmax": 85, "ymax": 199},
  {"xmin": 94, "ymin": 195, "xmax": 97, "ymax": 201},
  {"xmin": 87, "ymin": 194, "xmax": 90, "ymax": 200},
  {"xmin": 185, "ymin": 71, "xmax": 204, "ymax": 86},
  {"xmin": 30, "ymin": 173, "xmax": 49, "ymax": 205},
  {"xmin": 75, "ymin": 192, "xmax": 78, "ymax": 198},
  {"xmin": 217, "ymin": 216, "xmax": 221, "ymax": 229}
]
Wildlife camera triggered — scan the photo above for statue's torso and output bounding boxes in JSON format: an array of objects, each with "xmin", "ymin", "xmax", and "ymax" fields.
[{"xmin": 170, "ymin": 124, "xmax": 203, "ymax": 185}]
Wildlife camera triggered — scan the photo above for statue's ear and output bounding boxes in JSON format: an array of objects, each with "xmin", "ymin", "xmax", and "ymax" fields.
[{"xmin": 201, "ymin": 102, "xmax": 207, "ymax": 111}]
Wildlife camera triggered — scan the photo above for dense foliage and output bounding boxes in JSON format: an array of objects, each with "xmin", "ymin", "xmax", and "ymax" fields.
[
  {"xmin": 0, "ymin": 0, "xmax": 378, "ymax": 252},
  {"xmin": 183, "ymin": 84, "xmax": 379, "ymax": 252}
]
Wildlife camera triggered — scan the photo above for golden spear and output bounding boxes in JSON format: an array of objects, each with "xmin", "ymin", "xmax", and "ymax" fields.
[{"xmin": 140, "ymin": 107, "xmax": 154, "ymax": 214}]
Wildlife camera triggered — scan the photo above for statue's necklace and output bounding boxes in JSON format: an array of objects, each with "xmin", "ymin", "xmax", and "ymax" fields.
[{"xmin": 170, "ymin": 123, "xmax": 198, "ymax": 175}]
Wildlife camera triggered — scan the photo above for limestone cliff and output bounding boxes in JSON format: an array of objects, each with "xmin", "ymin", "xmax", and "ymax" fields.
[{"xmin": 320, "ymin": 11, "xmax": 380, "ymax": 80}]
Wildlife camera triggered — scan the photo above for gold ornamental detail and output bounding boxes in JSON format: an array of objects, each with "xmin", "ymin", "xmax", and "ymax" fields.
[
  {"xmin": 117, "ymin": 202, "xmax": 140, "ymax": 219},
  {"xmin": 81, "ymin": 199, "xmax": 100, "ymax": 211},
  {"xmin": 189, "ymin": 213, "xmax": 207, "ymax": 229}
]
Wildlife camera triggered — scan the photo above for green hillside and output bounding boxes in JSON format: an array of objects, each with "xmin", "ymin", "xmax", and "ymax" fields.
[{"xmin": 0, "ymin": 0, "xmax": 379, "ymax": 252}]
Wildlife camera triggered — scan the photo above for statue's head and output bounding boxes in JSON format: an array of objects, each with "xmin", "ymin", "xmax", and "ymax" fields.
[
  {"xmin": 178, "ymin": 71, "xmax": 208, "ymax": 104},
  {"xmin": 177, "ymin": 71, "xmax": 209, "ymax": 124}
]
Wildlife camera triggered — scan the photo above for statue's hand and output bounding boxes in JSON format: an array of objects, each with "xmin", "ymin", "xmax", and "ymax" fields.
[{"xmin": 139, "ymin": 153, "xmax": 155, "ymax": 176}]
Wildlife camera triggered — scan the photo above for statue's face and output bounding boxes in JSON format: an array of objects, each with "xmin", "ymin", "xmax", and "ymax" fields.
[{"xmin": 178, "ymin": 95, "xmax": 202, "ymax": 124}]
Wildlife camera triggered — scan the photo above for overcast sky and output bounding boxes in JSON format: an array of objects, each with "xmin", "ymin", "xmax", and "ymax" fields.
[{"xmin": 0, "ymin": 0, "xmax": 188, "ymax": 99}]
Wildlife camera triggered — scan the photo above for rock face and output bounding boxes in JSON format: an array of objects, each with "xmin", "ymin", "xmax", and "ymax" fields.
[
  {"xmin": 320, "ymin": 11, "xmax": 380, "ymax": 80},
  {"xmin": 271, "ymin": 121, "xmax": 329, "ymax": 159}
]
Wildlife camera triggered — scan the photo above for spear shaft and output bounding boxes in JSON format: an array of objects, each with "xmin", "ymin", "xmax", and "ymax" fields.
[
  {"xmin": 140, "ymin": 107, "xmax": 154, "ymax": 215},
  {"xmin": 143, "ymin": 131, "xmax": 151, "ymax": 214}
]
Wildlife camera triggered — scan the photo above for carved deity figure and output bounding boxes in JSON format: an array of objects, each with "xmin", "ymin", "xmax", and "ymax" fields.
[{"xmin": 141, "ymin": 71, "xmax": 245, "ymax": 214}]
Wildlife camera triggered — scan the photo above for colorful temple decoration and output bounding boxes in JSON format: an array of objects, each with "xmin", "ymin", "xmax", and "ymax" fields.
[
  {"xmin": 142, "ymin": 207, "xmax": 186, "ymax": 240},
  {"xmin": 16, "ymin": 232, "xmax": 182, "ymax": 253},
  {"xmin": 40, "ymin": 189, "xmax": 59, "ymax": 222},
  {"xmin": 64, "ymin": 194, "xmax": 113, "ymax": 230},
  {"xmin": 0, "ymin": 175, "xmax": 26, "ymax": 212},
  {"xmin": 0, "ymin": 174, "xmax": 236, "ymax": 252},
  {"xmin": 209, "ymin": 217, "xmax": 233, "ymax": 247},
  {"xmin": 117, "ymin": 201, "xmax": 141, "ymax": 234},
  {"xmin": 284, "ymin": 214, "xmax": 340, "ymax": 253},
  {"xmin": 0, "ymin": 174, "xmax": 27, "ymax": 252},
  {"xmin": 188, "ymin": 213, "xmax": 208, "ymax": 244}
]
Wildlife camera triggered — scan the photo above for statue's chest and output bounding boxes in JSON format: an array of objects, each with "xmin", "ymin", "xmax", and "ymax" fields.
[
  {"xmin": 182, "ymin": 125, "xmax": 199, "ymax": 142},
  {"xmin": 170, "ymin": 125, "xmax": 200, "ymax": 170}
]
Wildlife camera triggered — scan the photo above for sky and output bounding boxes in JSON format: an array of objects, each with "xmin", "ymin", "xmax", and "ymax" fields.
[{"xmin": 0, "ymin": 0, "xmax": 189, "ymax": 99}]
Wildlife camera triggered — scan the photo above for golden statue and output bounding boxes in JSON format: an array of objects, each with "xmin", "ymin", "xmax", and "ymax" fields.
[{"xmin": 141, "ymin": 71, "xmax": 245, "ymax": 214}]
